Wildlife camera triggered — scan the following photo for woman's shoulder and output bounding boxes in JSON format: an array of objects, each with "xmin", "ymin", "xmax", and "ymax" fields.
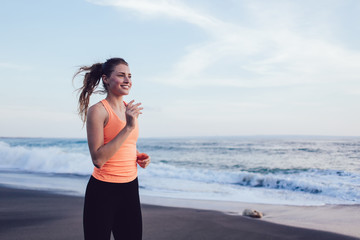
[{"xmin": 88, "ymin": 101, "xmax": 108, "ymax": 119}]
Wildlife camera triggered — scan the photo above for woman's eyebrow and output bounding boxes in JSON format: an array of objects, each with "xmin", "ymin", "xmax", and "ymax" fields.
[{"xmin": 116, "ymin": 71, "xmax": 131, "ymax": 75}]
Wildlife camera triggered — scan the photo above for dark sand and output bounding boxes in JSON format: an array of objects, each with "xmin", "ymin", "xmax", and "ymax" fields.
[{"xmin": 0, "ymin": 186, "xmax": 358, "ymax": 240}]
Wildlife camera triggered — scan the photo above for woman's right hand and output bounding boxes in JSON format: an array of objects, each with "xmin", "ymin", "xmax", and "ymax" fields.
[{"xmin": 125, "ymin": 100, "xmax": 143, "ymax": 129}]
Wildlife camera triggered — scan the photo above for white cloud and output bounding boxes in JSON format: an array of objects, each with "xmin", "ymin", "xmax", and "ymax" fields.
[
  {"xmin": 89, "ymin": 0, "xmax": 360, "ymax": 90},
  {"xmin": 87, "ymin": 0, "xmax": 221, "ymax": 29}
]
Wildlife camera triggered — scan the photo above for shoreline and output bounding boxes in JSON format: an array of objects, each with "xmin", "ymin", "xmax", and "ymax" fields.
[{"xmin": 0, "ymin": 186, "xmax": 359, "ymax": 240}]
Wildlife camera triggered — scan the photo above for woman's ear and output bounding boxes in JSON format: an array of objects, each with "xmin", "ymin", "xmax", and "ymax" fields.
[{"xmin": 102, "ymin": 74, "xmax": 108, "ymax": 85}]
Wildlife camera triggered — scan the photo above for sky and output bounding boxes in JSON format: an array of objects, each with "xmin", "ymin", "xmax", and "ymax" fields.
[{"xmin": 0, "ymin": 0, "xmax": 359, "ymax": 138}]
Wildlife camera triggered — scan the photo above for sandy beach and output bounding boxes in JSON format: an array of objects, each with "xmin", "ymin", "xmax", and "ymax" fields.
[
  {"xmin": 0, "ymin": 186, "xmax": 359, "ymax": 240},
  {"xmin": 141, "ymin": 195, "xmax": 360, "ymax": 238}
]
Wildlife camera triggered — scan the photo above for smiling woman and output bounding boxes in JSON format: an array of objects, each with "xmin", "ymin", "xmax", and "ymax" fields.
[{"xmin": 73, "ymin": 58, "xmax": 151, "ymax": 240}]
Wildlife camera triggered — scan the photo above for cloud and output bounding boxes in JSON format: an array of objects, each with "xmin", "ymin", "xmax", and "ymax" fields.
[
  {"xmin": 87, "ymin": 0, "xmax": 221, "ymax": 29},
  {"xmin": 89, "ymin": 0, "xmax": 360, "ymax": 89}
]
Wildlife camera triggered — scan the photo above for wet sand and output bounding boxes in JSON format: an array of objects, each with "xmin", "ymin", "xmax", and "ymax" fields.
[{"xmin": 0, "ymin": 186, "xmax": 359, "ymax": 240}]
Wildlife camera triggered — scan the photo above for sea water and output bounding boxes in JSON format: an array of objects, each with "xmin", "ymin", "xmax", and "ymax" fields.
[{"xmin": 0, "ymin": 136, "xmax": 359, "ymax": 206}]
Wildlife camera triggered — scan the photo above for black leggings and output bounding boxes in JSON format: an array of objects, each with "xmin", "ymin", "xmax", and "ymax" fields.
[{"xmin": 83, "ymin": 176, "xmax": 142, "ymax": 240}]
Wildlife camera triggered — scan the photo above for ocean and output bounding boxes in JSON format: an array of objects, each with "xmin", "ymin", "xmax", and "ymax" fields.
[{"xmin": 0, "ymin": 136, "xmax": 359, "ymax": 206}]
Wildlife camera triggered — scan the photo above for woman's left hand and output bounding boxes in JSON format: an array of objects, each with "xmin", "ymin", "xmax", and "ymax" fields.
[{"xmin": 136, "ymin": 152, "xmax": 151, "ymax": 168}]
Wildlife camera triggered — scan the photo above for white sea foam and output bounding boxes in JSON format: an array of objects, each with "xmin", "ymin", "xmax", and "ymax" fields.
[
  {"xmin": 138, "ymin": 162, "xmax": 360, "ymax": 204},
  {"xmin": 0, "ymin": 141, "xmax": 93, "ymax": 175}
]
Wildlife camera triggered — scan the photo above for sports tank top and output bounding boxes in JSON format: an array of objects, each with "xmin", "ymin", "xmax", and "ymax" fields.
[{"xmin": 92, "ymin": 99, "xmax": 139, "ymax": 183}]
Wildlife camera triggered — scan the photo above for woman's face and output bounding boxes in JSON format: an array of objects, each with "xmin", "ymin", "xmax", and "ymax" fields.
[{"xmin": 104, "ymin": 64, "xmax": 132, "ymax": 96}]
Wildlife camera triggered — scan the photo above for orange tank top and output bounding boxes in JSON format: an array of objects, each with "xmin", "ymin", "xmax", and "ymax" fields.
[{"xmin": 92, "ymin": 99, "xmax": 139, "ymax": 183}]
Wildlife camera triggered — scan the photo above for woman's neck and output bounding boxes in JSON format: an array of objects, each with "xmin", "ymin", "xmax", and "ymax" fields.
[{"xmin": 105, "ymin": 94, "xmax": 124, "ymax": 110}]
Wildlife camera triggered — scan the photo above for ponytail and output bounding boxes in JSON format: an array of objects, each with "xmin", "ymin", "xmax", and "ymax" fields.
[
  {"xmin": 73, "ymin": 63, "xmax": 103, "ymax": 124},
  {"xmin": 73, "ymin": 58, "xmax": 129, "ymax": 125}
]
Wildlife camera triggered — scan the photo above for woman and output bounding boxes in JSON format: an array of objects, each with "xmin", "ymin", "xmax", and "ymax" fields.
[{"xmin": 74, "ymin": 57, "xmax": 150, "ymax": 240}]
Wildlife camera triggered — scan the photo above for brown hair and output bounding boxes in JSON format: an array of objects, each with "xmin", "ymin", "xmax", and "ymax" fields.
[{"xmin": 73, "ymin": 57, "xmax": 128, "ymax": 124}]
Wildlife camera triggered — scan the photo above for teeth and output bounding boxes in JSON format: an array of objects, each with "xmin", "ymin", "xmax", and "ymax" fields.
[{"xmin": 121, "ymin": 85, "xmax": 129, "ymax": 89}]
